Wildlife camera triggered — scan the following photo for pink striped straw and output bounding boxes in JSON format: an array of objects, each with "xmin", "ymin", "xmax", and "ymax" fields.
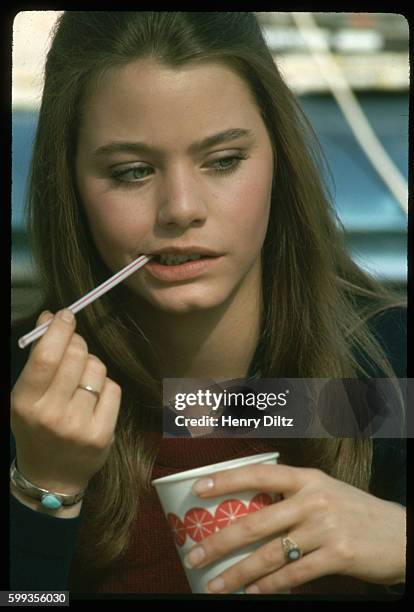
[{"xmin": 18, "ymin": 254, "xmax": 152, "ymax": 349}]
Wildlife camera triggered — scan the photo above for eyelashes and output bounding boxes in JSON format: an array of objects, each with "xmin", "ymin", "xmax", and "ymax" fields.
[
  {"xmin": 111, "ymin": 166, "xmax": 153, "ymax": 183},
  {"xmin": 110, "ymin": 154, "xmax": 248, "ymax": 188}
]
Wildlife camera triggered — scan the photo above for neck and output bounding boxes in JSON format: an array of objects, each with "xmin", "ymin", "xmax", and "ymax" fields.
[{"xmin": 130, "ymin": 275, "xmax": 263, "ymax": 380}]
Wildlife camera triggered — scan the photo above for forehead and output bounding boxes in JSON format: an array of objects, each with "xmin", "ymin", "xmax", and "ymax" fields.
[{"xmin": 78, "ymin": 59, "xmax": 264, "ymax": 147}]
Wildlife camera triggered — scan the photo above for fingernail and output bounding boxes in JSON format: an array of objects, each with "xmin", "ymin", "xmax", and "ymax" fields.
[
  {"xmin": 184, "ymin": 546, "xmax": 205, "ymax": 568},
  {"xmin": 206, "ymin": 576, "xmax": 225, "ymax": 593},
  {"xmin": 38, "ymin": 310, "xmax": 53, "ymax": 322},
  {"xmin": 192, "ymin": 478, "xmax": 214, "ymax": 495},
  {"xmin": 245, "ymin": 584, "xmax": 261, "ymax": 594},
  {"xmin": 58, "ymin": 309, "xmax": 74, "ymax": 323}
]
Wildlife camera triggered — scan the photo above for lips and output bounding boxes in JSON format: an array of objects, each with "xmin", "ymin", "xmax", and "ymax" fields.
[
  {"xmin": 144, "ymin": 252, "xmax": 222, "ymax": 282},
  {"xmin": 154, "ymin": 253, "xmax": 207, "ymax": 265},
  {"xmin": 148, "ymin": 246, "xmax": 221, "ymax": 258}
]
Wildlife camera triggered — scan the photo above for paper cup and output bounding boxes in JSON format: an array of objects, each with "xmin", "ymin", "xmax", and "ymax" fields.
[{"xmin": 152, "ymin": 452, "xmax": 282, "ymax": 594}]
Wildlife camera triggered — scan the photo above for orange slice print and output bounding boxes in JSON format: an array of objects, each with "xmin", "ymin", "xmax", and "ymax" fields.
[
  {"xmin": 214, "ymin": 499, "xmax": 248, "ymax": 530},
  {"xmin": 184, "ymin": 507, "xmax": 216, "ymax": 542},
  {"xmin": 248, "ymin": 493, "xmax": 273, "ymax": 513},
  {"xmin": 167, "ymin": 512, "xmax": 187, "ymax": 547}
]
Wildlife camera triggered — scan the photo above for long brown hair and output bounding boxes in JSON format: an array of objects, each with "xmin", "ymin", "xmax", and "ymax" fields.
[{"xmin": 16, "ymin": 12, "xmax": 405, "ymax": 574}]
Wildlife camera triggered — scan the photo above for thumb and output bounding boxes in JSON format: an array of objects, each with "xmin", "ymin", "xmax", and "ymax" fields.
[{"xmin": 28, "ymin": 310, "xmax": 54, "ymax": 354}]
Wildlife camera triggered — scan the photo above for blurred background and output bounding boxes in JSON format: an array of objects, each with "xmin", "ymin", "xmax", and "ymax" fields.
[{"xmin": 12, "ymin": 11, "xmax": 409, "ymax": 321}]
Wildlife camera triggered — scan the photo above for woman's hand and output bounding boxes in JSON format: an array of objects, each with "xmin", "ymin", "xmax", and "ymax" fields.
[
  {"xmin": 184, "ymin": 464, "xmax": 406, "ymax": 594},
  {"xmin": 11, "ymin": 309, "xmax": 122, "ymax": 496}
]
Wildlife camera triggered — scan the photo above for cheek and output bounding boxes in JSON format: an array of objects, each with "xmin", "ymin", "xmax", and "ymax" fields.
[
  {"xmin": 226, "ymin": 167, "xmax": 272, "ymax": 244},
  {"xmin": 80, "ymin": 186, "xmax": 149, "ymax": 262}
]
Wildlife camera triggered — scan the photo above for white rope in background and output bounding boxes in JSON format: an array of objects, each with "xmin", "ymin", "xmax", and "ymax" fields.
[{"xmin": 290, "ymin": 12, "xmax": 408, "ymax": 215}]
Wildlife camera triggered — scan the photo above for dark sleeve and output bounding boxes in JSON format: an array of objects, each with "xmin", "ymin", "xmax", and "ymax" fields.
[
  {"xmin": 367, "ymin": 306, "xmax": 406, "ymax": 505},
  {"xmin": 10, "ymin": 319, "xmax": 83, "ymax": 591},
  {"xmin": 366, "ymin": 306, "xmax": 407, "ymax": 595},
  {"xmin": 370, "ymin": 437, "xmax": 406, "ymax": 506},
  {"xmin": 10, "ymin": 427, "xmax": 84, "ymax": 590},
  {"xmin": 354, "ymin": 305, "xmax": 406, "ymax": 379},
  {"xmin": 10, "ymin": 490, "xmax": 84, "ymax": 591}
]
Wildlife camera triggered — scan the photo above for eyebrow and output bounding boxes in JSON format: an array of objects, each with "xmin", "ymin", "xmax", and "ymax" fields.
[{"xmin": 92, "ymin": 128, "xmax": 254, "ymax": 158}]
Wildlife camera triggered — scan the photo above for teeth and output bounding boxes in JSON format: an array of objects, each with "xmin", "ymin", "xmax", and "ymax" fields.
[{"xmin": 157, "ymin": 253, "xmax": 203, "ymax": 265}]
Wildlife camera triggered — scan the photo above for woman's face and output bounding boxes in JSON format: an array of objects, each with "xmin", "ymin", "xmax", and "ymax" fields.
[{"xmin": 76, "ymin": 59, "xmax": 274, "ymax": 315}]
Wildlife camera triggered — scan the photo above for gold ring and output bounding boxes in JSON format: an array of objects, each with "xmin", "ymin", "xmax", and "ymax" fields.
[{"xmin": 77, "ymin": 384, "xmax": 100, "ymax": 400}]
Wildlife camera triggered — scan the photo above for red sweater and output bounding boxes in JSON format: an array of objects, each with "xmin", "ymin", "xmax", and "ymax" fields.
[{"xmin": 67, "ymin": 437, "xmax": 378, "ymax": 595}]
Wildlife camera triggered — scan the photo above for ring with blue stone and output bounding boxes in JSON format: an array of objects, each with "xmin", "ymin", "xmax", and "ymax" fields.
[{"xmin": 282, "ymin": 536, "xmax": 303, "ymax": 563}]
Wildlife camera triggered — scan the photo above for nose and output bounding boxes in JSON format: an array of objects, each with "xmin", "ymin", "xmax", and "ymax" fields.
[{"xmin": 156, "ymin": 165, "xmax": 208, "ymax": 228}]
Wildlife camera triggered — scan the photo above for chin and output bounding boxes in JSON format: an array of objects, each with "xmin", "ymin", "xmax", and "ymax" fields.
[
  {"xmin": 143, "ymin": 285, "xmax": 231, "ymax": 315},
  {"xmin": 155, "ymin": 296, "xmax": 223, "ymax": 315}
]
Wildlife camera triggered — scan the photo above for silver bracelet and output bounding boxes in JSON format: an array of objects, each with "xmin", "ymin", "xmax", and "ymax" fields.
[{"xmin": 10, "ymin": 457, "xmax": 87, "ymax": 509}]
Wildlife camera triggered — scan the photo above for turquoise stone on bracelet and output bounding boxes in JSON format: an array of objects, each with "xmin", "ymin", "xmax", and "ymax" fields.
[{"xmin": 41, "ymin": 494, "xmax": 62, "ymax": 509}]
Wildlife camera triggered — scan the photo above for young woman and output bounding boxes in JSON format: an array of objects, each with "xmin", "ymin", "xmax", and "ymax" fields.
[{"xmin": 10, "ymin": 12, "xmax": 406, "ymax": 596}]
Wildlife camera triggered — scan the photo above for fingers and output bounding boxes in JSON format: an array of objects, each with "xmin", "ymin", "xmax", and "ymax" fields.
[
  {"xmin": 188, "ymin": 524, "xmax": 333, "ymax": 594},
  {"xmin": 43, "ymin": 328, "xmax": 121, "ymax": 440},
  {"xmin": 90, "ymin": 377, "xmax": 122, "ymax": 445},
  {"xmin": 203, "ymin": 529, "xmax": 317, "ymax": 594},
  {"xmin": 243, "ymin": 548, "xmax": 337, "ymax": 594},
  {"xmin": 11, "ymin": 308, "xmax": 123, "ymax": 492},
  {"xmin": 192, "ymin": 464, "xmax": 311, "ymax": 499},
  {"xmin": 45, "ymin": 333, "xmax": 90, "ymax": 403},
  {"xmin": 73, "ymin": 355, "xmax": 108, "ymax": 408},
  {"xmin": 46, "ymin": 335, "xmax": 108, "ymax": 409},
  {"xmin": 184, "ymin": 496, "xmax": 304, "ymax": 570},
  {"xmin": 183, "ymin": 515, "xmax": 327, "ymax": 595},
  {"xmin": 19, "ymin": 309, "xmax": 77, "ymax": 399}
]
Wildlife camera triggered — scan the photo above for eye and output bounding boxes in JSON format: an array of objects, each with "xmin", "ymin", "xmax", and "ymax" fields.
[
  {"xmin": 208, "ymin": 154, "xmax": 247, "ymax": 175},
  {"xmin": 109, "ymin": 153, "xmax": 248, "ymax": 188},
  {"xmin": 110, "ymin": 165, "xmax": 153, "ymax": 184}
]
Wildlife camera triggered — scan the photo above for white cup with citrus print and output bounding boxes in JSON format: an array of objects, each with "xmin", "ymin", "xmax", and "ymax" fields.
[{"xmin": 152, "ymin": 452, "xmax": 282, "ymax": 594}]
